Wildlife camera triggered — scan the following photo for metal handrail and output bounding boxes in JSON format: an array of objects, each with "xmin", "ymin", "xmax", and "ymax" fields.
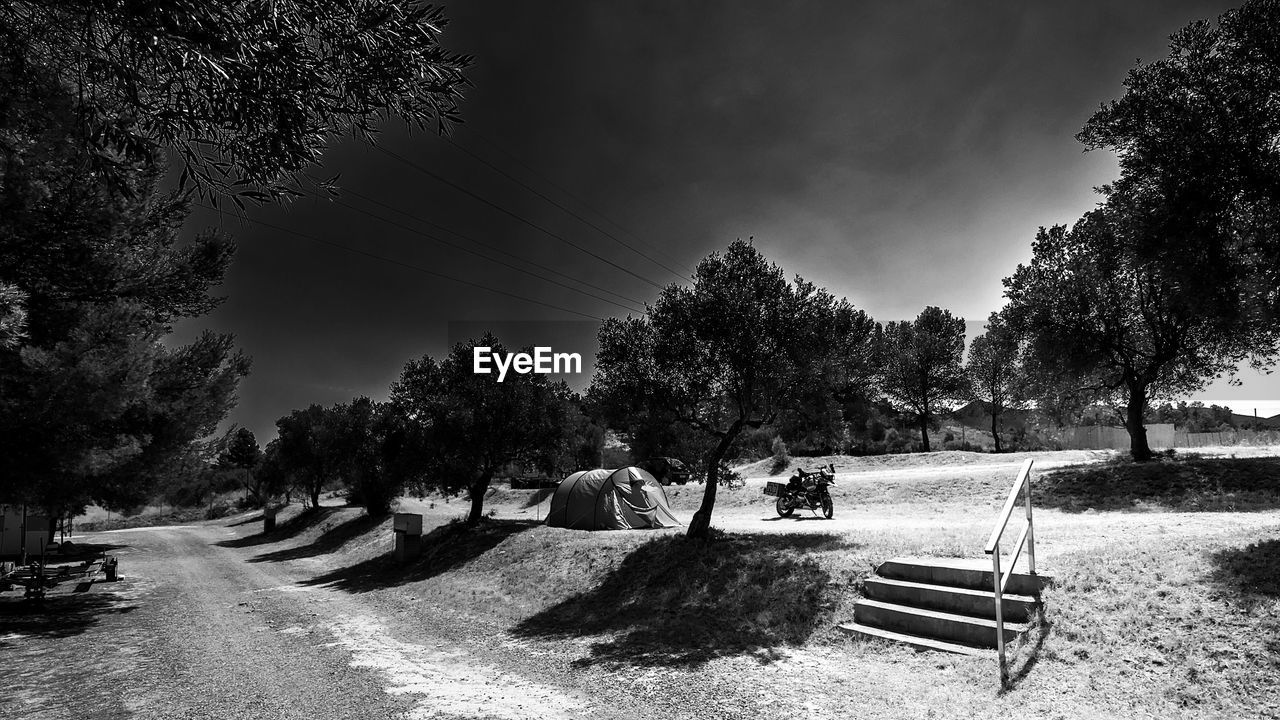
[{"xmin": 985, "ymin": 458, "xmax": 1036, "ymax": 687}]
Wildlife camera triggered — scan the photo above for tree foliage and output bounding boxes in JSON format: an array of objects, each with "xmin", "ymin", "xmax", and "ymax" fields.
[
  {"xmin": 592, "ymin": 240, "xmax": 878, "ymax": 538},
  {"xmin": 1147, "ymin": 401, "xmax": 1240, "ymax": 432},
  {"xmin": 0, "ymin": 93, "xmax": 248, "ymax": 514},
  {"xmin": 329, "ymin": 396, "xmax": 425, "ymax": 517},
  {"xmin": 965, "ymin": 312, "xmax": 1024, "ymax": 452},
  {"xmin": 0, "ymin": 0, "xmax": 472, "ymax": 205},
  {"xmin": 391, "ymin": 336, "xmax": 576, "ymax": 526},
  {"xmin": 1077, "ymin": 0, "xmax": 1280, "ymax": 356},
  {"xmin": 216, "ymin": 427, "xmax": 268, "ymax": 506},
  {"xmin": 880, "ymin": 306, "xmax": 967, "ymax": 452},
  {"xmin": 273, "ymin": 404, "xmax": 342, "ymax": 510},
  {"xmin": 1003, "ymin": 208, "xmax": 1248, "ymax": 461}
]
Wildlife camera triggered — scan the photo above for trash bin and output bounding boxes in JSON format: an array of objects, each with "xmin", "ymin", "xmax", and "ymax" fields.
[
  {"xmin": 263, "ymin": 506, "xmax": 278, "ymax": 533},
  {"xmin": 103, "ymin": 556, "xmax": 118, "ymax": 582}
]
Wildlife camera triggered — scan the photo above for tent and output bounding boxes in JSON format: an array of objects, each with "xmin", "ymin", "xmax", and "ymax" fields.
[{"xmin": 546, "ymin": 467, "xmax": 681, "ymax": 530}]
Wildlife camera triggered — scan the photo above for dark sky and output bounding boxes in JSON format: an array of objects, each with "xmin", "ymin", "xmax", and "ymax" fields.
[{"xmin": 173, "ymin": 0, "xmax": 1279, "ymax": 443}]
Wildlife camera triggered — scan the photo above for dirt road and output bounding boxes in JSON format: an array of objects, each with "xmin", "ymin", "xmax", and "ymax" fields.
[{"xmin": 1, "ymin": 523, "xmax": 585, "ymax": 720}]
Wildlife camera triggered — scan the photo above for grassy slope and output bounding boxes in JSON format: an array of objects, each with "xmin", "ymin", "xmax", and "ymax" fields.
[{"xmin": 227, "ymin": 453, "xmax": 1280, "ymax": 719}]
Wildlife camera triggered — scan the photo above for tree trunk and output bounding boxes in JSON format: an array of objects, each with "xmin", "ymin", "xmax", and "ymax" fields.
[
  {"xmin": 467, "ymin": 469, "xmax": 494, "ymax": 526},
  {"xmin": 687, "ymin": 419, "xmax": 744, "ymax": 539},
  {"xmin": 991, "ymin": 409, "xmax": 1002, "ymax": 453},
  {"xmin": 919, "ymin": 414, "xmax": 931, "ymax": 452},
  {"xmin": 1125, "ymin": 383, "xmax": 1153, "ymax": 462},
  {"xmin": 310, "ymin": 482, "xmax": 321, "ymax": 510}
]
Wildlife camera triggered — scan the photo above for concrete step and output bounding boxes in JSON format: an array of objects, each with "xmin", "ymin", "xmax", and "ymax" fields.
[
  {"xmin": 837, "ymin": 622, "xmax": 987, "ymax": 656},
  {"xmin": 876, "ymin": 556, "xmax": 1052, "ymax": 596},
  {"xmin": 854, "ymin": 599, "xmax": 1028, "ymax": 649},
  {"xmin": 863, "ymin": 576, "xmax": 1039, "ymax": 622}
]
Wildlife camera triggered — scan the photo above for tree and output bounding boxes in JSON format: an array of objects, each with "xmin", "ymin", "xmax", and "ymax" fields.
[
  {"xmin": 1003, "ymin": 208, "xmax": 1248, "ymax": 461},
  {"xmin": 1147, "ymin": 401, "xmax": 1238, "ymax": 432},
  {"xmin": 216, "ymin": 427, "xmax": 266, "ymax": 506},
  {"xmin": 273, "ymin": 404, "xmax": 343, "ymax": 510},
  {"xmin": 965, "ymin": 312, "xmax": 1024, "ymax": 452},
  {"xmin": 331, "ymin": 397, "xmax": 424, "ymax": 517},
  {"xmin": 1076, "ymin": 0, "xmax": 1280, "ymax": 358},
  {"xmin": 592, "ymin": 241, "xmax": 878, "ymax": 539},
  {"xmin": 255, "ymin": 440, "xmax": 293, "ymax": 506},
  {"xmin": 0, "ymin": 94, "xmax": 248, "ymax": 516},
  {"xmin": 880, "ymin": 306, "xmax": 967, "ymax": 452},
  {"xmin": 391, "ymin": 336, "xmax": 576, "ymax": 526},
  {"xmin": 0, "ymin": 1, "xmax": 471, "ymax": 204}
]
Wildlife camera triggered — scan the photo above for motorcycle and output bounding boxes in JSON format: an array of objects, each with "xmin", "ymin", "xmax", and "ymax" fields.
[{"xmin": 764, "ymin": 463, "xmax": 836, "ymax": 518}]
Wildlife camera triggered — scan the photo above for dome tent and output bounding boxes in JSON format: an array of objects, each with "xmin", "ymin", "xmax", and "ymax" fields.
[{"xmin": 546, "ymin": 467, "xmax": 681, "ymax": 530}]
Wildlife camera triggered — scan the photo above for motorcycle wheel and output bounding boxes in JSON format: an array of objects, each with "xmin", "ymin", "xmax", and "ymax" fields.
[
  {"xmin": 776, "ymin": 495, "xmax": 795, "ymax": 518},
  {"xmin": 821, "ymin": 494, "xmax": 833, "ymax": 519}
]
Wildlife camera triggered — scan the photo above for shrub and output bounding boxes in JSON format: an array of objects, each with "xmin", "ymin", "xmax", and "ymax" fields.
[{"xmin": 769, "ymin": 436, "xmax": 791, "ymax": 475}]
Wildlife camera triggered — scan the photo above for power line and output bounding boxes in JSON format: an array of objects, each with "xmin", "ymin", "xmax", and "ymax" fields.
[
  {"xmin": 373, "ymin": 144, "xmax": 669, "ymax": 291},
  {"xmin": 325, "ymin": 194, "xmax": 645, "ymax": 314},
  {"xmin": 438, "ymin": 133, "xmax": 693, "ymax": 284},
  {"xmin": 456, "ymin": 127, "xmax": 696, "ymax": 277},
  {"xmin": 329, "ymin": 183, "xmax": 647, "ymax": 312},
  {"xmin": 195, "ymin": 204, "xmax": 609, "ymax": 322}
]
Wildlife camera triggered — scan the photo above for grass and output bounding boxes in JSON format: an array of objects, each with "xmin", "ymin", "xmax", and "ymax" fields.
[
  {"xmin": 201, "ymin": 451, "xmax": 1280, "ymax": 718},
  {"xmin": 1028, "ymin": 529, "xmax": 1280, "ymax": 716},
  {"xmin": 514, "ymin": 530, "xmax": 850, "ymax": 667},
  {"xmin": 1035, "ymin": 455, "xmax": 1280, "ymax": 512}
]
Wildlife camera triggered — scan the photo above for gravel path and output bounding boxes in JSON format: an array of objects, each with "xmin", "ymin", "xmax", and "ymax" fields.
[{"xmin": 1, "ymin": 523, "xmax": 591, "ymax": 720}]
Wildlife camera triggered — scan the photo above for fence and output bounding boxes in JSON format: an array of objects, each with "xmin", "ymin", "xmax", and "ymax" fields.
[
  {"xmin": 1042, "ymin": 424, "xmax": 1174, "ymax": 451},
  {"xmin": 1037, "ymin": 424, "xmax": 1279, "ymax": 450},
  {"xmin": 1174, "ymin": 429, "xmax": 1280, "ymax": 447}
]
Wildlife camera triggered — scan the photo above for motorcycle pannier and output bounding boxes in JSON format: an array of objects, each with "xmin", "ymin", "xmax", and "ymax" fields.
[{"xmin": 764, "ymin": 481, "xmax": 787, "ymax": 497}]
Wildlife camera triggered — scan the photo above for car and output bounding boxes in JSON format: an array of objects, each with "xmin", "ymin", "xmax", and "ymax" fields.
[{"xmin": 638, "ymin": 457, "xmax": 694, "ymax": 485}]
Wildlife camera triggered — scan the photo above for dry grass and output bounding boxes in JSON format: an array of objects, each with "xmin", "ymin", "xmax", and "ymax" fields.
[{"xmin": 227, "ymin": 452, "xmax": 1280, "ymax": 719}]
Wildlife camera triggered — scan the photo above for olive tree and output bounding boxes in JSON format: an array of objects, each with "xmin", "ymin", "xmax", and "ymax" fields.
[
  {"xmin": 0, "ymin": 1, "xmax": 471, "ymax": 204},
  {"xmin": 391, "ymin": 336, "xmax": 576, "ymax": 526},
  {"xmin": 1003, "ymin": 208, "xmax": 1249, "ymax": 461},
  {"xmin": 965, "ymin": 312, "xmax": 1024, "ymax": 452},
  {"xmin": 592, "ymin": 240, "xmax": 878, "ymax": 539},
  {"xmin": 880, "ymin": 307, "xmax": 967, "ymax": 452},
  {"xmin": 1077, "ymin": 0, "xmax": 1280, "ymax": 357}
]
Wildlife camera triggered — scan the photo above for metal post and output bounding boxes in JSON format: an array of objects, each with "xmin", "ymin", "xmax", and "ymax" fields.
[
  {"xmin": 1024, "ymin": 470, "xmax": 1036, "ymax": 576},
  {"xmin": 992, "ymin": 547, "xmax": 1007, "ymax": 688}
]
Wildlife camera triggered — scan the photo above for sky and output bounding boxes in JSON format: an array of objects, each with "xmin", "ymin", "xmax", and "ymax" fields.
[{"xmin": 172, "ymin": 0, "xmax": 1280, "ymax": 442}]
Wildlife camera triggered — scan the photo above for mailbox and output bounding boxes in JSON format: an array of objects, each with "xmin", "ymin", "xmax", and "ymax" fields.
[{"xmin": 393, "ymin": 513, "xmax": 423, "ymax": 562}]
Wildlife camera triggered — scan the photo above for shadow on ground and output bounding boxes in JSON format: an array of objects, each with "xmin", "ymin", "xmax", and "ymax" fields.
[
  {"xmin": 0, "ymin": 591, "xmax": 138, "ymax": 646},
  {"xmin": 1208, "ymin": 538, "xmax": 1280, "ymax": 656},
  {"xmin": 1034, "ymin": 456, "xmax": 1280, "ymax": 512},
  {"xmin": 513, "ymin": 531, "xmax": 856, "ymax": 668},
  {"xmin": 1209, "ymin": 539, "xmax": 1280, "ymax": 607},
  {"xmin": 246, "ymin": 512, "xmax": 387, "ymax": 563},
  {"xmin": 299, "ymin": 518, "xmax": 539, "ymax": 592},
  {"xmin": 1002, "ymin": 613, "xmax": 1052, "ymax": 693},
  {"xmin": 520, "ymin": 488, "xmax": 556, "ymax": 509},
  {"xmin": 227, "ymin": 513, "xmax": 265, "ymax": 528},
  {"xmin": 214, "ymin": 507, "xmax": 338, "ymax": 549}
]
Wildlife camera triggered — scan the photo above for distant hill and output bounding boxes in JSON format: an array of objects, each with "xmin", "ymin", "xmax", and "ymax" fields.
[
  {"xmin": 953, "ymin": 400, "xmax": 1037, "ymax": 431},
  {"xmin": 1230, "ymin": 413, "xmax": 1280, "ymax": 429}
]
